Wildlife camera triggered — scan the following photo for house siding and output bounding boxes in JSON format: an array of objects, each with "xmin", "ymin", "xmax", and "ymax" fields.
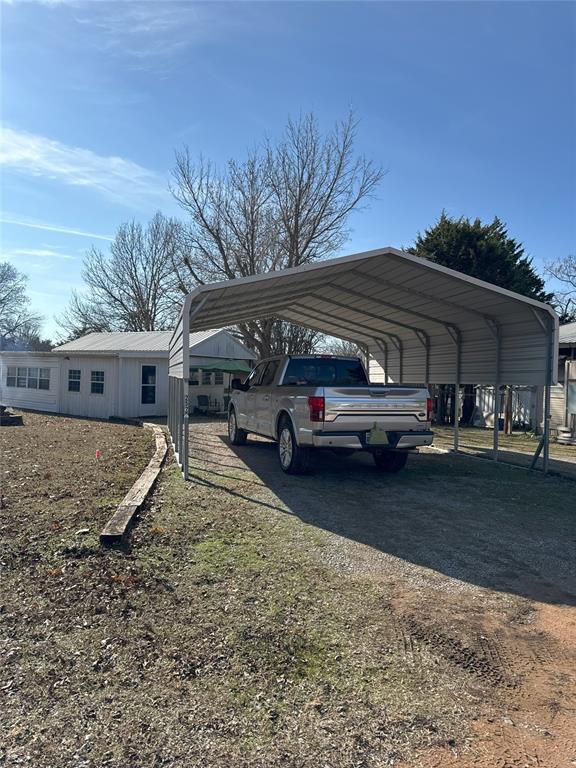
[
  {"xmin": 59, "ymin": 355, "xmax": 118, "ymax": 419},
  {"xmin": 0, "ymin": 354, "xmax": 61, "ymax": 413}
]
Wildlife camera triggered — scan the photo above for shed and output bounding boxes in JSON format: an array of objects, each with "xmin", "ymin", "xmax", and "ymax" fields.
[
  {"xmin": 551, "ymin": 321, "xmax": 576, "ymax": 434},
  {"xmin": 168, "ymin": 247, "xmax": 558, "ymax": 477},
  {"xmin": 0, "ymin": 329, "xmax": 255, "ymax": 420}
]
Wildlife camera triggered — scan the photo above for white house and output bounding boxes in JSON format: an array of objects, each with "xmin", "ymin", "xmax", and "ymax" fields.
[{"xmin": 0, "ymin": 329, "xmax": 255, "ymax": 420}]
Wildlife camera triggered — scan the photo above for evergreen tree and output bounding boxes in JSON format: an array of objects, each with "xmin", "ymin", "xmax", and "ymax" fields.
[{"xmin": 409, "ymin": 212, "xmax": 551, "ymax": 302}]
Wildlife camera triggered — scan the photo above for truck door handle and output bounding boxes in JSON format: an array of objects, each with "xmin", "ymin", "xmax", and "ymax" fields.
[{"xmin": 263, "ymin": 396, "xmax": 270, "ymax": 401}]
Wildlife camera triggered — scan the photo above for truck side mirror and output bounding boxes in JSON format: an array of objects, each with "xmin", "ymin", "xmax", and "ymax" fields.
[{"xmin": 231, "ymin": 378, "xmax": 243, "ymax": 390}]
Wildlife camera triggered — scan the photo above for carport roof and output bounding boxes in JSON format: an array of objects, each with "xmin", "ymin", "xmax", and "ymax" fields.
[{"xmin": 170, "ymin": 247, "xmax": 557, "ymax": 387}]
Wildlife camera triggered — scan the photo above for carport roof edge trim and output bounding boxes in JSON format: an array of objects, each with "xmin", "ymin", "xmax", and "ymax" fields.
[{"xmin": 178, "ymin": 247, "xmax": 558, "ymax": 319}]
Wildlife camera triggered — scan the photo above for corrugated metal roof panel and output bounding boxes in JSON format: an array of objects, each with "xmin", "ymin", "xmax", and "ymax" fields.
[
  {"xmin": 169, "ymin": 247, "xmax": 559, "ymax": 386},
  {"xmin": 559, "ymin": 322, "xmax": 576, "ymax": 344},
  {"xmin": 55, "ymin": 329, "xmax": 221, "ymax": 354}
]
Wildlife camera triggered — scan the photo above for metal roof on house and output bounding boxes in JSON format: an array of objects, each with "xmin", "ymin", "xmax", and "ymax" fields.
[
  {"xmin": 54, "ymin": 329, "xmax": 222, "ymax": 355},
  {"xmin": 559, "ymin": 322, "xmax": 576, "ymax": 345}
]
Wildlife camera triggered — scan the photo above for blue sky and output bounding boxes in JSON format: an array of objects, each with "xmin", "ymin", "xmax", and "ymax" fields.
[{"xmin": 1, "ymin": 0, "xmax": 575, "ymax": 339}]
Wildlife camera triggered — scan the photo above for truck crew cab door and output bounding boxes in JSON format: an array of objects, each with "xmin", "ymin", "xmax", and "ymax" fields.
[
  {"xmin": 241, "ymin": 362, "xmax": 267, "ymax": 431},
  {"xmin": 254, "ymin": 358, "xmax": 281, "ymax": 437}
]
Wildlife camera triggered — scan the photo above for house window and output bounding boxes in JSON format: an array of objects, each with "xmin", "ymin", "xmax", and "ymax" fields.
[
  {"xmin": 141, "ymin": 365, "xmax": 156, "ymax": 405},
  {"xmin": 91, "ymin": 370, "xmax": 105, "ymax": 395},
  {"xmin": 68, "ymin": 369, "xmax": 81, "ymax": 392},
  {"xmin": 27, "ymin": 367, "xmax": 39, "ymax": 389},
  {"xmin": 189, "ymin": 368, "xmax": 199, "ymax": 386},
  {"xmin": 38, "ymin": 368, "xmax": 50, "ymax": 390},
  {"xmin": 202, "ymin": 370, "xmax": 212, "ymax": 385},
  {"xmin": 214, "ymin": 370, "xmax": 224, "ymax": 385},
  {"xmin": 6, "ymin": 366, "xmax": 50, "ymax": 390}
]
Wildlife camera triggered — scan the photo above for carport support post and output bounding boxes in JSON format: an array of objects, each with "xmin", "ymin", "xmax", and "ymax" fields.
[
  {"xmin": 542, "ymin": 316, "xmax": 555, "ymax": 475},
  {"xmin": 493, "ymin": 383, "xmax": 500, "ymax": 461},
  {"xmin": 453, "ymin": 383, "xmax": 460, "ymax": 452},
  {"xmin": 493, "ymin": 327, "xmax": 502, "ymax": 461},
  {"xmin": 183, "ymin": 381, "xmax": 189, "ymax": 480}
]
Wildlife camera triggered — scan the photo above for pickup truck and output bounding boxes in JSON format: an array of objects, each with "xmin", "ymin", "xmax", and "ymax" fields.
[{"xmin": 227, "ymin": 354, "xmax": 433, "ymax": 474}]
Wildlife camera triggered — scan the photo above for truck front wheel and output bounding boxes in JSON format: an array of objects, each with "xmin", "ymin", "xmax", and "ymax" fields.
[
  {"xmin": 228, "ymin": 408, "xmax": 247, "ymax": 446},
  {"xmin": 278, "ymin": 419, "xmax": 310, "ymax": 474},
  {"xmin": 373, "ymin": 450, "xmax": 408, "ymax": 473}
]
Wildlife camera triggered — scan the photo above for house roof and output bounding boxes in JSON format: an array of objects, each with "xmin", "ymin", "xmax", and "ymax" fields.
[
  {"xmin": 54, "ymin": 329, "xmax": 222, "ymax": 355},
  {"xmin": 559, "ymin": 322, "xmax": 576, "ymax": 345}
]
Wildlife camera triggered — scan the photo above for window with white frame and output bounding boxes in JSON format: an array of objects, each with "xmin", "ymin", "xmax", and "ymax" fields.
[
  {"xmin": 214, "ymin": 370, "xmax": 224, "ymax": 385},
  {"xmin": 68, "ymin": 369, "xmax": 81, "ymax": 392},
  {"xmin": 6, "ymin": 366, "xmax": 50, "ymax": 390},
  {"xmin": 202, "ymin": 370, "xmax": 212, "ymax": 385},
  {"xmin": 91, "ymin": 370, "xmax": 105, "ymax": 394},
  {"xmin": 38, "ymin": 368, "xmax": 50, "ymax": 390}
]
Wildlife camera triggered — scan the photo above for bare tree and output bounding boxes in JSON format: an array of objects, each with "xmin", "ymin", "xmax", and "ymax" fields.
[
  {"xmin": 171, "ymin": 112, "xmax": 384, "ymax": 357},
  {"xmin": 319, "ymin": 337, "xmax": 363, "ymax": 358},
  {"xmin": 546, "ymin": 255, "xmax": 576, "ymax": 323},
  {"xmin": 57, "ymin": 213, "xmax": 182, "ymax": 340},
  {"xmin": 0, "ymin": 262, "xmax": 42, "ymax": 348},
  {"xmin": 236, "ymin": 318, "xmax": 320, "ymax": 357}
]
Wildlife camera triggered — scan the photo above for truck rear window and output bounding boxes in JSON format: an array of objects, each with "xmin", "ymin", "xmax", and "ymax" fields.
[{"xmin": 281, "ymin": 358, "xmax": 368, "ymax": 387}]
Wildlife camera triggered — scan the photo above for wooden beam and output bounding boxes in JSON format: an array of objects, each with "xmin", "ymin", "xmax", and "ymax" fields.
[{"xmin": 100, "ymin": 423, "xmax": 167, "ymax": 546}]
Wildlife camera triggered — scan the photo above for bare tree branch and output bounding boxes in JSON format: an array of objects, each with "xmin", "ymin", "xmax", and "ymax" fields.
[
  {"xmin": 0, "ymin": 262, "xmax": 42, "ymax": 347},
  {"xmin": 545, "ymin": 255, "xmax": 576, "ymax": 323},
  {"xmin": 170, "ymin": 111, "xmax": 384, "ymax": 357},
  {"xmin": 57, "ymin": 213, "xmax": 182, "ymax": 340}
]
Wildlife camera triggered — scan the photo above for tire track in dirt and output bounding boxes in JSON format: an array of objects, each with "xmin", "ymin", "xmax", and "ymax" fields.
[
  {"xmin": 382, "ymin": 603, "xmax": 517, "ymax": 689},
  {"xmin": 389, "ymin": 600, "xmax": 576, "ymax": 768}
]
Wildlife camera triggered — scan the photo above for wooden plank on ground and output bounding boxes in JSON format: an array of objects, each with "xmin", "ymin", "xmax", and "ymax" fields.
[{"xmin": 100, "ymin": 423, "xmax": 168, "ymax": 546}]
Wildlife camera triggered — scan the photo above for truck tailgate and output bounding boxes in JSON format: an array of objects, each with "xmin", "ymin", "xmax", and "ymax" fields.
[{"xmin": 323, "ymin": 386, "xmax": 429, "ymax": 432}]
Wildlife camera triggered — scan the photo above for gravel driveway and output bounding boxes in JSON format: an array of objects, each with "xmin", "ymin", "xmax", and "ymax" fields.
[{"xmin": 190, "ymin": 420, "xmax": 576, "ymax": 607}]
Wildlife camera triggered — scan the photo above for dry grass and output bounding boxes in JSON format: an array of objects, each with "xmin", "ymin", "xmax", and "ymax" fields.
[
  {"xmin": 433, "ymin": 424, "xmax": 576, "ymax": 461},
  {"xmin": 2, "ymin": 415, "xmax": 575, "ymax": 767}
]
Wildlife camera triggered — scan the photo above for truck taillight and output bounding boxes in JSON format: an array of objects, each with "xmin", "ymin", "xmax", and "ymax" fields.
[
  {"xmin": 427, "ymin": 397, "xmax": 433, "ymax": 421},
  {"xmin": 308, "ymin": 396, "xmax": 325, "ymax": 422}
]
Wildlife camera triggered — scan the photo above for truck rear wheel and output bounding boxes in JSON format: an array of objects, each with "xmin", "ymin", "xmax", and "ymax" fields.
[
  {"xmin": 373, "ymin": 450, "xmax": 408, "ymax": 473},
  {"xmin": 228, "ymin": 408, "xmax": 247, "ymax": 446},
  {"xmin": 278, "ymin": 419, "xmax": 309, "ymax": 474}
]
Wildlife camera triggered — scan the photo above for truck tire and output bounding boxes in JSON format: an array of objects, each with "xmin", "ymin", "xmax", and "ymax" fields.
[
  {"xmin": 228, "ymin": 408, "xmax": 247, "ymax": 446},
  {"xmin": 373, "ymin": 450, "xmax": 408, "ymax": 473},
  {"xmin": 278, "ymin": 418, "xmax": 310, "ymax": 474}
]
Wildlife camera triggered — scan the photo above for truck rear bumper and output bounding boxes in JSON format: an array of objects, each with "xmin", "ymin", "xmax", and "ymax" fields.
[{"xmin": 311, "ymin": 429, "xmax": 434, "ymax": 450}]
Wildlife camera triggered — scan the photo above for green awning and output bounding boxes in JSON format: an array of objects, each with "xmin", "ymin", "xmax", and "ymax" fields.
[{"xmin": 194, "ymin": 359, "xmax": 252, "ymax": 374}]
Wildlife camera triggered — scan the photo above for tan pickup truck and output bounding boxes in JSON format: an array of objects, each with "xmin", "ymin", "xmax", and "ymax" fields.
[{"xmin": 228, "ymin": 354, "xmax": 433, "ymax": 474}]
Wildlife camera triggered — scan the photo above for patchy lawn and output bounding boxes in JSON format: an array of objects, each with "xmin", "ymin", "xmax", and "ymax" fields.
[
  {"xmin": 433, "ymin": 424, "xmax": 576, "ymax": 461},
  {"xmin": 1, "ymin": 415, "xmax": 575, "ymax": 767}
]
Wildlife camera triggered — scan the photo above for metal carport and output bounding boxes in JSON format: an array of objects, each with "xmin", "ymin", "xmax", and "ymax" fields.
[{"xmin": 168, "ymin": 247, "xmax": 558, "ymax": 479}]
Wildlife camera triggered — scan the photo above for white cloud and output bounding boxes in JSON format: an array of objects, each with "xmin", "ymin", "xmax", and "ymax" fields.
[
  {"xmin": 0, "ymin": 126, "xmax": 168, "ymax": 207},
  {"xmin": 8, "ymin": 247, "xmax": 77, "ymax": 260},
  {"xmin": 0, "ymin": 213, "xmax": 113, "ymax": 241},
  {"xmin": 2, "ymin": 2, "xmax": 255, "ymax": 79}
]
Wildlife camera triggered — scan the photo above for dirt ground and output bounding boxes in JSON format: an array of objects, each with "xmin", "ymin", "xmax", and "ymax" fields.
[{"xmin": 1, "ymin": 414, "xmax": 575, "ymax": 767}]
